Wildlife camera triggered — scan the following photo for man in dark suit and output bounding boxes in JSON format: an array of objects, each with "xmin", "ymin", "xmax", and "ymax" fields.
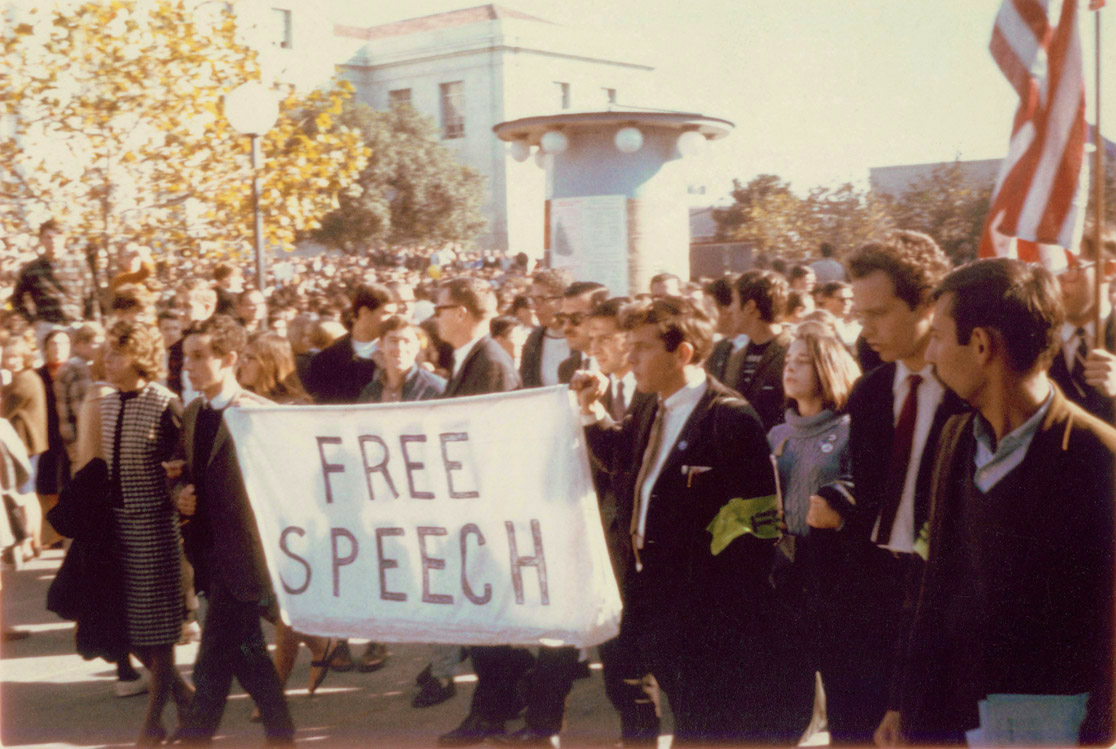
[
  {"xmin": 573, "ymin": 297, "xmax": 790, "ymax": 745},
  {"xmin": 554, "ymin": 282, "xmax": 608, "ymax": 384},
  {"xmin": 806, "ymin": 230, "xmax": 961, "ymax": 744},
  {"xmin": 303, "ymin": 283, "xmax": 397, "ymax": 405},
  {"xmin": 881, "ymin": 259, "xmax": 1115, "ymax": 746},
  {"xmin": 172, "ymin": 315, "xmax": 294, "ymax": 745},
  {"xmin": 702, "ymin": 276, "xmax": 744, "ymax": 384},
  {"xmin": 433, "ymin": 277, "xmax": 529, "ymax": 746},
  {"xmin": 167, "ymin": 279, "xmax": 216, "ymax": 402},
  {"xmin": 1048, "ymin": 226, "xmax": 1116, "ymax": 422},
  {"xmin": 724, "ymin": 270, "xmax": 792, "ymax": 431},
  {"xmin": 304, "ymin": 282, "xmax": 398, "ymax": 672},
  {"xmin": 519, "ymin": 269, "xmax": 573, "ymax": 388}
]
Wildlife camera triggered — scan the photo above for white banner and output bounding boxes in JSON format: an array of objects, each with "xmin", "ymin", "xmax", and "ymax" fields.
[{"xmin": 223, "ymin": 386, "xmax": 622, "ymax": 648}]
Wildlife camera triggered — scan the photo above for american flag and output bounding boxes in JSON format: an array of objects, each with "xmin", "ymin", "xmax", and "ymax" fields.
[{"xmin": 979, "ymin": 0, "xmax": 1089, "ymax": 265}]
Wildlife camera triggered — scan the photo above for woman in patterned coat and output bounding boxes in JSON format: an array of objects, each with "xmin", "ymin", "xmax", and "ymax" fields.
[{"xmin": 100, "ymin": 321, "xmax": 192, "ymax": 744}]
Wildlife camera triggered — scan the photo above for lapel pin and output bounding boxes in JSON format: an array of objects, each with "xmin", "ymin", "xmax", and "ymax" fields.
[{"xmin": 678, "ymin": 440, "xmax": 688, "ymax": 451}]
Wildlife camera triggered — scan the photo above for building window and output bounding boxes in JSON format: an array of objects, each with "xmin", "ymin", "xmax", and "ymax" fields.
[
  {"xmin": 555, "ymin": 82, "xmax": 570, "ymax": 110},
  {"xmin": 440, "ymin": 81, "xmax": 465, "ymax": 139},
  {"xmin": 603, "ymin": 87, "xmax": 617, "ymax": 105},
  {"xmin": 388, "ymin": 88, "xmax": 412, "ymax": 107},
  {"xmin": 271, "ymin": 8, "xmax": 292, "ymax": 49}
]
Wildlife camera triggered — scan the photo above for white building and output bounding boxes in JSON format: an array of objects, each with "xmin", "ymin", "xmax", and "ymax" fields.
[{"xmin": 333, "ymin": 5, "xmax": 656, "ymax": 253}]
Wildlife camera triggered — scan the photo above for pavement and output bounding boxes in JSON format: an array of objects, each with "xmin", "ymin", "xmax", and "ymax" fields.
[
  {"xmin": 0, "ymin": 548, "xmax": 629, "ymax": 748},
  {"xmin": 2, "ymin": 550, "xmax": 830, "ymax": 748}
]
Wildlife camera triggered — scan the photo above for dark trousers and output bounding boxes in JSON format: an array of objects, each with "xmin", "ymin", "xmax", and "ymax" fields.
[
  {"xmin": 598, "ymin": 628, "xmax": 661, "ymax": 743},
  {"xmin": 521, "ymin": 646, "xmax": 579, "ymax": 734},
  {"xmin": 177, "ymin": 581, "xmax": 294, "ymax": 744},
  {"xmin": 817, "ymin": 546, "xmax": 921, "ymax": 745},
  {"xmin": 467, "ymin": 645, "xmax": 535, "ymax": 722}
]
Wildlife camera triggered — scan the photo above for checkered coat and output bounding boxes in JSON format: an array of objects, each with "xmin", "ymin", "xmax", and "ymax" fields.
[{"xmin": 101, "ymin": 383, "xmax": 183, "ymax": 647}]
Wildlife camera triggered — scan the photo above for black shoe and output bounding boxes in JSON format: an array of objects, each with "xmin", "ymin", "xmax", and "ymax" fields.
[
  {"xmin": 413, "ymin": 675, "xmax": 456, "ymax": 708},
  {"xmin": 415, "ymin": 663, "xmax": 433, "ymax": 686},
  {"xmin": 494, "ymin": 726, "xmax": 555, "ymax": 746},
  {"xmin": 358, "ymin": 642, "xmax": 389, "ymax": 672},
  {"xmin": 437, "ymin": 713, "xmax": 505, "ymax": 746}
]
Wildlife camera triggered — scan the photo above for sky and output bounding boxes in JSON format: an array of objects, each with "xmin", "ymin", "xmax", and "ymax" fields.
[{"xmin": 327, "ymin": 0, "xmax": 1116, "ymax": 201}]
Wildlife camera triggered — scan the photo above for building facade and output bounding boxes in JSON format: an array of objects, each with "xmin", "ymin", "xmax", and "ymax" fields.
[{"xmin": 333, "ymin": 5, "xmax": 655, "ymax": 253}]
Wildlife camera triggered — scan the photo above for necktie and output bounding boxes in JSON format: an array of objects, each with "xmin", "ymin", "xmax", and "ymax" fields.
[
  {"xmin": 876, "ymin": 374, "xmax": 922, "ymax": 545},
  {"xmin": 611, "ymin": 378, "xmax": 627, "ymax": 421},
  {"xmin": 630, "ymin": 400, "xmax": 666, "ymax": 556},
  {"xmin": 1070, "ymin": 327, "xmax": 1089, "ymax": 396}
]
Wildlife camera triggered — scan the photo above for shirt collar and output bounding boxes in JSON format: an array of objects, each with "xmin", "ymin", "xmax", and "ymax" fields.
[
  {"xmin": 352, "ymin": 337, "xmax": 378, "ymax": 360},
  {"xmin": 453, "ymin": 335, "xmax": 486, "ymax": 377},
  {"xmin": 204, "ymin": 378, "xmax": 240, "ymax": 411},
  {"xmin": 973, "ymin": 384, "xmax": 1053, "ymax": 456},
  {"xmin": 662, "ymin": 367, "xmax": 708, "ymax": 411},
  {"xmin": 1061, "ymin": 301, "xmax": 1112, "ymax": 346},
  {"xmin": 893, "ymin": 360, "xmax": 936, "ymax": 395}
]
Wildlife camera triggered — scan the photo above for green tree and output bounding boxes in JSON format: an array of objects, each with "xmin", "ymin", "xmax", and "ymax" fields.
[
  {"xmin": 877, "ymin": 160, "xmax": 993, "ymax": 264},
  {"xmin": 0, "ymin": 0, "xmax": 368, "ymax": 264},
  {"xmin": 312, "ymin": 102, "xmax": 487, "ymax": 254}
]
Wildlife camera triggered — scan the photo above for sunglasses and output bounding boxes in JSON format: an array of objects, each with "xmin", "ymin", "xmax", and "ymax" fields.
[{"xmin": 553, "ymin": 312, "xmax": 586, "ymax": 326}]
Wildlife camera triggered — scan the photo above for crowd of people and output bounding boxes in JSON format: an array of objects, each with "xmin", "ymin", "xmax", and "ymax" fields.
[{"xmin": 1, "ymin": 216, "xmax": 1115, "ymax": 747}]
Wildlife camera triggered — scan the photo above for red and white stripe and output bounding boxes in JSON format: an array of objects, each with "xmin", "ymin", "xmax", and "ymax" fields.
[{"xmin": 979, "ymin": 0, "xmax": 1089, "ymax": 265}]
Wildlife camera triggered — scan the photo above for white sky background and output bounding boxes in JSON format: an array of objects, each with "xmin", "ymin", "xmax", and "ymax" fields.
[{"xmin": 333, "ymin": 0, "xmax": 1116, "ymax": 200}]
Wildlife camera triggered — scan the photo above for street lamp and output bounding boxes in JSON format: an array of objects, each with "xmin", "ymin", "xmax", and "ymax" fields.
[{"xmin": 224, "ymin": 81, "xmax": 278, "ymax": 292}]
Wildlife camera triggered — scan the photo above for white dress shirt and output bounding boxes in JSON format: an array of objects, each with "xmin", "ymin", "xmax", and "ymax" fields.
[
  {"xmin": 634, "ymin": 368, "xmax": 709, "ymax": 547},
  {"xmin": 539, "ymin": 331, "xmax": 569, "ymax": 387},
  {"xmin": 452, "ymin": 335, "xmax": 486, "ymax": 380},
  {"xmin": 203, "ymin": 378, "xmax": 239, "ymax": 410},
  {"xmin": 872, "ymin": 361, "xmax": 945, "ymax": 553},
  {"xmin": 612, "ymin": 371, "xmax": 637, "ymax": 413},
  {"xmin": 1060, "ymin": 299, "xmax": 1111, "ymax": 371}
]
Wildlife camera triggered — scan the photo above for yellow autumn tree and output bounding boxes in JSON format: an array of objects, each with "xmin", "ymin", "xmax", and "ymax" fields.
[{"xmin": 0, "ymin": 0, "xmax": 368, "ymax": 266}]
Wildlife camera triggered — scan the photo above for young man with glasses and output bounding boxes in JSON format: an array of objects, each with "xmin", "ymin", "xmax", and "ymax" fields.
[
  {"xmin": 519, "ymin": 269, "xmax": 573, "ymax": 387},
  {"xmin": 555, "ymin": 282, "xmax": 609, "ymax": 384},
  {"xmin": 1048, "ymin": 226, "xmax": 1116, "ymax": 422}
]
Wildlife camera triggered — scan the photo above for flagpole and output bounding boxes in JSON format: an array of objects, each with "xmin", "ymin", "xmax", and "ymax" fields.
[{"xmin": 1095, "ymin": 4, "xmax": 1105, "ymax": 339}]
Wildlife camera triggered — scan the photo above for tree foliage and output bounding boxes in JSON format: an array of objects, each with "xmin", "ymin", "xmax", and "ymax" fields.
[
  {"xmin": 713, "ymin": 175, "xmax": 892, "ymax": 261},
  {"xmin": 0, "ymin": 0, "xmax": 368, "ymax": 264},
  {"xmin": 312, "ymin": 101, "xmax": 487, "ymax": 254}
]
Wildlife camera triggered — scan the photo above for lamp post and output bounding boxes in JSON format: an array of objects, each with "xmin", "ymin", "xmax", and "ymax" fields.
[{"xmin": 224, "ymin": 82, "xmax": 278, "ymax": 292}]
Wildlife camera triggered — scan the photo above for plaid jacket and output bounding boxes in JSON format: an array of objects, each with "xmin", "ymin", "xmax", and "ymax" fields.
[{"xmin": 13, "ymin": 255, "xmax": 92, "ymax": 324}]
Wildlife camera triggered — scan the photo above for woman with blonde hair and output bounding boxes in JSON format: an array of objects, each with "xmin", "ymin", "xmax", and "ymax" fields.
[
  {"xmin": 235, "ymin": 332, "xmax": 334, "ymax": 702},
  {"xmin": 98, "ymin": 321, "xmax": 193, "ymax": 743},
  {"xmin": 766, "ymin": 321, "xmax": 862, "ymax": 743}
]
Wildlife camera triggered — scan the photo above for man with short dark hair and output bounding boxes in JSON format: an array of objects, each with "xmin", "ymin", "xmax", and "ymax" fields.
[
  {"xmin": 649, "ymin": 273, "xmax": 681, "ymax": 298},
  {"xmin": 435, "ymin": 278, "xmax": 527, "ymax": 745},
  {"xmin": 555, "ymin": 281, "xmax": 608, "ymax": 383},
  {"xmin": 13, "ymin": 219, "xmax": 94, "ymax": 338},
  {"xmin": 817, "ymin": 281, "xmax": 859, "ymax": 349},
  {"xmin": 702, "ymin": 276, "xmax": 745, "ymax": 383},
  {"xmin": 212, "ymin": 263, "xmax": 243, "ymax": 316},
  {"xmin": 573, "ymin": 296, "xmax": 789, "ymax": 745},
  {"xmin": 236, "ymin": 289, "xmax": 267, "ymax": 336},
  {"xmin": 878, "ymin": 258, "xmax": 1115, "ymax": 746},
  {"xmin": 724, "ymin": 270, "xmax": 793, "ymax": 431},
  {"xmin": 172, "ymin": 315, "xmax": 294, "ymax": 745},
  {"xmin": 304, "ymin": 283, "xmax": 396, "ymax": 405},
  {"xmin": 788, "ymin": 264, "xmax": 816, "ymax": 293},
  {"xmin": 808, "ymin": 230, "xmax": 964, "ymax": 744},
  {"xmin": 168, "ymin": 279, "xmax": 217, "ymax": 403},
  {"xmin": 519, "ymin": 269, "xmax": 573, "ymax": 387}
]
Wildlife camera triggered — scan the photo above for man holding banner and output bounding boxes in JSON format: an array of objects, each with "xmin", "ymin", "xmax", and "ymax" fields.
[{"xmin": 573, "ymin": 297, "xmax": 794, "ymax": 744}]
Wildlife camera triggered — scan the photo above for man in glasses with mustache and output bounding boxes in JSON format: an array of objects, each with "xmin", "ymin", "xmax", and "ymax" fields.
[
  {"xmin": 1049, "ymin": 224, "xmax": 1116, "ymax": 422},
  {"xmin": 555, "ymin": 282, "xmax": 609, "ymax": 384}
]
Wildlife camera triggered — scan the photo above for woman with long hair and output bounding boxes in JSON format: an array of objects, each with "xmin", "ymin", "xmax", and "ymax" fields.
[
  {"xmin": 767, "ymin": 321, "xmax": 862, "ymax": 744},
  {"xmin": 99, "ymin": 321, "xmax": 193, "ymax": 743},
  {"xmin": 236, "ymin": 332, "xmax": 334, "ymax": 700}
]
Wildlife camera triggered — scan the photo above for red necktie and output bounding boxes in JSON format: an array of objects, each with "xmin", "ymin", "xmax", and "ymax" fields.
[{"xmin": 876, "ymin": 374, "xmax": 922, "ymax": 545}]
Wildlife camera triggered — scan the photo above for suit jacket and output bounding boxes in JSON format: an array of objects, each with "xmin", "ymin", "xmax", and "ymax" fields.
[
  {"xmin": 304, "ymin": 333, "xmax": 379, "ymax": 404},
  {"xmin": 358, "ymin": 365, "xmax": 445, "ymax": 403},
  {"xmin": 519, "ymin": 326, "xmax": 547, "ymax": 388},
  {"xmin": 704, "ymin": 338, "xmax": 735, "ymax": 384},
  {"xmin": 557, "ymin": 350, "xmax": 589, "ymax": 386},
  {"xmin": 1047, "ymin": 311, "xmax": 1116, "ymax": 423},
  {"xmin": 725, "ymin": 329, "xmax": 793, "ymax": 433},
  {"xmin": 586, "ymin": 376, "xmax": 777, "ymax": 638},
  {"xmin": 2, "ymin": 369, "xmax": 48, "ymax": 456},
  {"xmin": 899, "ymin": 384, "xmax": 1115, "ymax": 744},
  {"xmin": 444, "ymin": 336, "xmax": 521, "ymax": 398},
  {"xmin": 167, "ymin": 337, "xmax": 186, "ymax": 398},
  {"xmin": 842, "ymin": 363, "xmax": 968, "ymax": 542},
  {"xmin": 177, "ymin": 388, "xmax": 273, "ymax": 604}
]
